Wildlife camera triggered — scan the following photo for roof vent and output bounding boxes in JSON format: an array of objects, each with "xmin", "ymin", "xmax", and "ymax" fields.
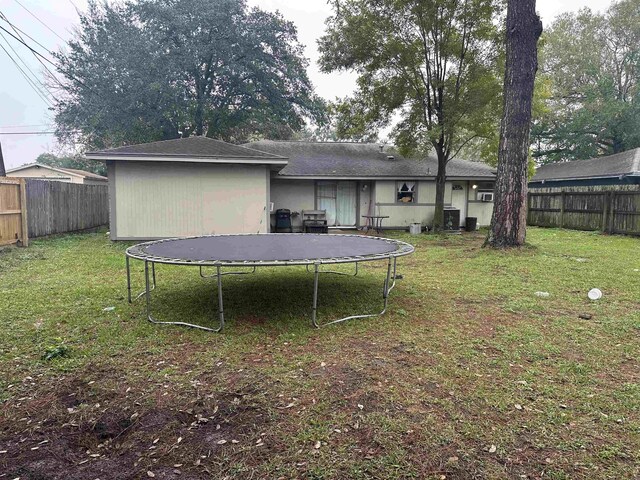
[{"xmin": 387, "ymin": 155, "xmax": 395, "ymax": 160}]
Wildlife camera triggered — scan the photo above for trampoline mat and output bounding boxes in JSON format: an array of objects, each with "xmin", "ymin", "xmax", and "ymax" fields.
[{"xmin": 140, "ymin": 234, "xmax": 401, "ymax": 263}]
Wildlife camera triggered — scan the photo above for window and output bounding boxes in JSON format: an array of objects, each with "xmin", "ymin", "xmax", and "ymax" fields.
[
  {"xmin": 473, "ymin": 181, "xmax": 494, "ymax": 201},
  {"xmin": 397, "ymin": 181, "xmax": 416, "ymax": 203}
]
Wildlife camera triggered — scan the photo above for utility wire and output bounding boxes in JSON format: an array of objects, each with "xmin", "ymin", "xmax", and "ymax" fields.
[
  {"xmin": 0, "ymin": 24, "xmax": 57, "ymax": 68},
  {"xmin": 11, "ymin": 0, "xmax": 66, "ymax": 42},
  {"xmin": 0, "ymin": 131, "xmax": 58, "ymax": 135},
  {"xmin": 0, "ymin": 13, "xmax": 55, "ymax": 54},
  {"xmin": 0, "ymin": 34, "xmax": 53, "ymax": 106},
  {"xmin": 0, "ymin": 12, "xmax": 64, "ymax": 90}
]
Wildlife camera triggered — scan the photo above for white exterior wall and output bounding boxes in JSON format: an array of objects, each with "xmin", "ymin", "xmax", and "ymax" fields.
[
  {"xmin": 374, "ymin": 180, "xmax": 454, "ymax": 228},
  {"xmin": 467, "ymin": 202, "xmax": 494, "ymax": 226},
  {"xmin": 270, "ymin": 178, "xmax": 315, "ymax": 231},
  {"xmin": 111, "ymin": 161, "xmax": 269, "ymax": 239}
]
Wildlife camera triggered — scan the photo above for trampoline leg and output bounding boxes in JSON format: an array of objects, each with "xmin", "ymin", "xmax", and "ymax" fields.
[
  {"xmin": 312, "ymin": 263, "xmax": 320, "ymax": 328},
  {"xmin": 143, "ymin": 260, "xmax": 223, "ymax": 332},
  {"xmin": 216, "ymin": 266, "xmax": 225, "ymax": 331},
  {"xmin": 126, "ymin": 256, "xmax": 132, "ymax": 303},
  {"xmin": 128, "ymin": 256, "xmax": 155, "ymax": 302},
  {"xmin": 313, "ymin": 257, "xmax": 395, "ymax": 328}
]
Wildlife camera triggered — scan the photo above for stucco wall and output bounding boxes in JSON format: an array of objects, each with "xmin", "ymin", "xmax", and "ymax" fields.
[{"xmin": 111, "ymin": 161, "xmax": 269, "ymax": 239}]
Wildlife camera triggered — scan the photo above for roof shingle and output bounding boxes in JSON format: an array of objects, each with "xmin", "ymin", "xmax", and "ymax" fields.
[
  {"xmin": 243, "ymin": 140, "xmax": 496, "ymax": 179},
  {"xmin": 87, "ymin": 137, "xmax": 286, "ymax": 160},
  {"xmin": 532, "ymin": 148, "xmax": 640, "ymax": 182}
]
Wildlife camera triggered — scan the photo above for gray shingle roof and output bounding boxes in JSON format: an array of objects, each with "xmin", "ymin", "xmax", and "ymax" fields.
[
  {"xmin": 243, "ymin": 140, "xmax": 496, "ymax": 179},
  {"xmin": 7, "ymin": 163, "xmax": 107, "ymax": 181},
  {"xmin": 86, "ymin": 137, "xmax": 286, "ymax": 161},
  {"xmin": 55, "ymin": 167, "xmax": 108, "ymax": 181},
  {"xmin": 532, "ymin": 148, "xmax": 640, "ymax": 182}
]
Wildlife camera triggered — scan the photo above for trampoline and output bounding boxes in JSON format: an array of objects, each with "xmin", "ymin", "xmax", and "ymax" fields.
[{"xmin": 125, "ymin": 233, "xmax": 414, "ymax": 332}]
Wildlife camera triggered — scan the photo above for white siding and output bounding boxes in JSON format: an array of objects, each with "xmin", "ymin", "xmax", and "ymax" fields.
[
  {"xmin": 270, "ymin": 178, "xmax": 315, "ymax": 231},
  {"xmin": 373, "ymin": 179, "xmax": 458, "ymax": 228},
  {"xmin": 113, "ymin": 161, "xmax": 268, "ymax": 239},
  {"xmin": 467, "ymin": 202, "xmax": 494, "ymax": 226}
]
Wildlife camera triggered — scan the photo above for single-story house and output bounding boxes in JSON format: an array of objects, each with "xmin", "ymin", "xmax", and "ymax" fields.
[
  {"xmin": 530, "ymin": 148, "xmax": 640, "ymax": 189},
  {"xmin": 86, "ymin": 137, "xmax": 496, "ymax": 240},
  {"xmin": 7, "ymin": 163, "xmax": 108, "ymax": 185}
]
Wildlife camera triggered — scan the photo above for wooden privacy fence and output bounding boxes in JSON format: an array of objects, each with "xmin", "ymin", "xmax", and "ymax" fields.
[
  {"xmin": 25, "ymin": 180, "xmax": 109, "ymax": 238},
  {"xmin": 0, "ymin": 177, "xmax": 28, "ymax": 246},
  {"xmin": 528, "ymin": 190, "xmax": 640, "ymax": 236}
]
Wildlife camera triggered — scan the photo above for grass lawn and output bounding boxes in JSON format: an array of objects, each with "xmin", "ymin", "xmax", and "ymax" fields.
[{"xmin": 1, "ymin": 228, "xmax": 639, "ymax": 479}]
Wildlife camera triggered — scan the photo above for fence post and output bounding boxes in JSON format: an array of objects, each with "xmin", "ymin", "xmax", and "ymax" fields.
[
  {"xmin": 608, "ymin": 191, "xmax": 616, "ymax": 234},
  {"xmin": 18, "ymin": 178, "xmax": 28, "ymax": 247},
  {"xmin": 559, "ymin": 190, "xmax": 565, "ymax": 228},
  {"xmin": 601, "ymin": 191, "xmax": 609, "ymax": 233}
]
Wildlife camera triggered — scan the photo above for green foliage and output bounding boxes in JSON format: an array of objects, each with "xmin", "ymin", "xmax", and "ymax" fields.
[
  {"xmin": 54, "ymin": 0, "xmax": 326, "ymax": 150},
  {"xmin": 292, "ymin": 101, "xmax": 378, "ymax": 143},
  {"xmin": 533, "ymin": 0, "xmax": 640, "ymax": 163},
  {"xmin": 318, "ymin": 0, "xmax": 504, "ymax": 159},
  {"xmin": 42, "ymin": 339, "xmax": 69, "ymax": 361},
  {"xmin": 318, "ymin": 0, "xmax": 504, "ymax": 229},
  {"xmin": 36, "ymin": 152, "xmax": 106, "ymax": 176}
]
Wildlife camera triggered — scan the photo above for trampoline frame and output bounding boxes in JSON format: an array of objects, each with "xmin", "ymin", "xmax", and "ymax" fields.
[{"xmin": 125, "ymin": 233, "xmax": 414, "ymax": 332}]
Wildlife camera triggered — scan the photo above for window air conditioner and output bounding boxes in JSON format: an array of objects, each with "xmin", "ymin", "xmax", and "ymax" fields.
[{"xmin": 480, "ymin": 192, "xmax": 494, "ymax": 202}]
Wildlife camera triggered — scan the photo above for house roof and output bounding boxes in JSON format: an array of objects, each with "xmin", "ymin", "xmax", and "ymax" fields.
[
  {"xmin": 243, "ymin": 140, "xmax": 496, "ymax": 179},
  {"xmin": 7, "ymin": 163, "xmax": 107, "ymax": 181},
  {"xmin": 86, "ymin": 137, "xmax": 287, "ymax": 163},
  {"xmin": 532, "ymin": 148, "xmax": 640, "ymax": 182}
]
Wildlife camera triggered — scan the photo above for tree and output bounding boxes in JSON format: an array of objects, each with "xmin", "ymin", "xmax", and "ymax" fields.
[
  {"xmin": 485, "ymin": 0, "xmax": 542, "ymax": 247},
  {"xmin": 532, "ymin": 0, "xmax": 640, "ymax": 162},
  {"xmin": 36, "ymin": 153, "xmax": 107, "ymax": 176},
  {"xmin": 292, "ymin": 101, "xmax": 380, "ymax": 143},
  {"xmin": 54, "ymin": 0, "xmax": 325, "ymax": 150},
  {"xmin": 319, "ymin": 0, "xmax": 503, "ymax": 230}
]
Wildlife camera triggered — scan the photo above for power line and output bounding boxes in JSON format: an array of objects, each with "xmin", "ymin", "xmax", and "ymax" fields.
[
  {"xmin": 0, "ymin": 124, "xmax": 52, "ymax": 128},
  {"xmin": 0, "ymin": 24, "xmax": 58, "ymax": 68},
  {"xmin": 0, "ymin": 34, "xmax": 53, "ymax": 106},
  {"xmin": 0, "ymin": 12, "xmax": 64, "ymax": 90},
  {"xmin": 0, "ymin": 13, "xmax": 55, "ymax": 54},
  {"xmin": 11, "ymin": 0, "xmax": 66, "ymax": 42},
  {"xmin": 0, "ymin": 131, "xmax": 57, "ymax": 135}
]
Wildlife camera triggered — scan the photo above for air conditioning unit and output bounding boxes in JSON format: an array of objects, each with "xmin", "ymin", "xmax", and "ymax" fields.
[{"xmin": 480, "ymin": 192, "xmax": 494, "ymax": 202}]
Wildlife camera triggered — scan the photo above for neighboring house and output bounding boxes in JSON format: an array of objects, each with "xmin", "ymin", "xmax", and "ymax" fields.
[
  {"xmin": 6, "ymin": 163, "xmax": 108, "ymax": 186},
  {"xmin": 530, "ymin": 148, "xmax": 640, "ymax": 189},
  {"xmin": 86, "ymin": 137, "xmax": 496, "ymax": 240}
]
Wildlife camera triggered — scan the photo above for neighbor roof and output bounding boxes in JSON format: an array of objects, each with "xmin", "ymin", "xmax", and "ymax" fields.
[
  {"xmin": 86, "ymin": 137, "xmax": 287, "ymax": 163},
  {"xmin": 244, "ymin": 140, "xmax": 496, "ymax": 179},
  {"xmin": 532, "ymin": 148, "xmax": 640, "ymax": 182},
  {"xmin": 7, "ymin": 163, "xmax": 107, "ymax": 181}
]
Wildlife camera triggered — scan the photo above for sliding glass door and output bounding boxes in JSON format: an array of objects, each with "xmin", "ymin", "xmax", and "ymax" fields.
[{"xmin": 317, "ymin": 181, "xmax": 357, "ymax": 226}]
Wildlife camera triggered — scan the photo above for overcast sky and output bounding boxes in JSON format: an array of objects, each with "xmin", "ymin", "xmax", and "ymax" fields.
[{"xmin": 0, "ymin": 0, "xmax": 613, "ymax": 169}]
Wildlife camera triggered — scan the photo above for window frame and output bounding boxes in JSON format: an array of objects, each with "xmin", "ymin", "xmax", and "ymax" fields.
[{"xmin": 396, "ymin": 180, "xmax": 418, "ymax": 204}]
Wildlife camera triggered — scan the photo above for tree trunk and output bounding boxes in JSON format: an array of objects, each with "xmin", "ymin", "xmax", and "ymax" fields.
[
  {"xmin": 485, "ymin": 0, "xmax": 542, "ymax": 248},
  {"xmin": 432, "ymin": 154, "xmax": 447, "ymax": 232}
]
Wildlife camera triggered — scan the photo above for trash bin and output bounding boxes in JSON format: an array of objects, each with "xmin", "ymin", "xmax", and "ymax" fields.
[
  {"xmin": 409, "ymin": 223, "xmax": 422, "ymax": 234},
  {"xmin": 465, "ymin": 217, "xmax": 478, "ymax": 232}
]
